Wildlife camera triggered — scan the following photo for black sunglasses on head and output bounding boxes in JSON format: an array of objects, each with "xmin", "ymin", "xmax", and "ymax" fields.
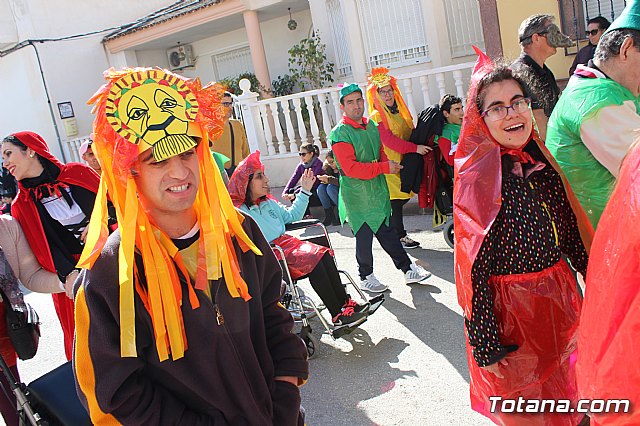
[{"xmin": 586, "ymin": 29, "xmax": 600, "ymax": 36}]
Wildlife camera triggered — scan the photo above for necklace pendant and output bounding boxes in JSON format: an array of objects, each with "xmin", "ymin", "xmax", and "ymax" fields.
[{"xmin": 214, "ymin": 304, "xmax": 225, "ymax": 326}]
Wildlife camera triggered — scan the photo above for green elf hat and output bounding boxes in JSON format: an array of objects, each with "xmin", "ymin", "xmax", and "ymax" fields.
[
  {"xmin": 605, "ymin": 0, "xmax": 640, "ymax": 34},
  {"xmin": 339, "ymin": 83, "xmax": 362, "ymax": 102}
]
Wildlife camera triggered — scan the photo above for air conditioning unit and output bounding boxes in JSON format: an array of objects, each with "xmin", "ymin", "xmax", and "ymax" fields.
[{"xmin": 167, "ymin": 44, "xmax": 195, "ymax": 70}]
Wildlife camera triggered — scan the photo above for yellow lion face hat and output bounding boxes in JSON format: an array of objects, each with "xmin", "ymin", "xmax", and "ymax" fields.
[{"xmin": 79, "ymin": 67, "xmax": 261, "ymax": 361}]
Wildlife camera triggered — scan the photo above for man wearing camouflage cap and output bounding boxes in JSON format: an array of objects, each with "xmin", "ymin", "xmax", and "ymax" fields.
[{"xmin": 511, "ymin": 14, "xmax": 573, "ymax": 139}]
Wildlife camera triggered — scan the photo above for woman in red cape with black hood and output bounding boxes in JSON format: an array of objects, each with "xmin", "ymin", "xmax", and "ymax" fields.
[
  {"xmin": 453, "ymin": 48, "xmax": 593, "ymax": 425},
  {"xmin": 2, "ymin": 131, "xmax": 104, "ymax": 359}
]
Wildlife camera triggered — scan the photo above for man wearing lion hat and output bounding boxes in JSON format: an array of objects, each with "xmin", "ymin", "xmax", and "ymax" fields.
[{"xmin": 73, "ymin": 67, "xmax": 308, "ymax": 425}]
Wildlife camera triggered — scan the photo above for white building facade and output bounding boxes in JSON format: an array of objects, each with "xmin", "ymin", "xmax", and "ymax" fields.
[{"xmin": 0, "ymin": 0, "xmax": 484, "ymax": 173}]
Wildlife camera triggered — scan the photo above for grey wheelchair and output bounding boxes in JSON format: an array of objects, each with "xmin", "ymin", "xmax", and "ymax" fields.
[{"xmin": 272, "ymin": 219, "xmax": 384, "ymax": 359}]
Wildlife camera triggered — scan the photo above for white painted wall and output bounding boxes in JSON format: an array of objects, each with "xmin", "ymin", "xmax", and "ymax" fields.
[
  {"xmin": 136, "ymin": 49, "xmax": 171, "ymax": 71},
  {"xmin": 0, "ymin": 0, "xmax": 18, "ymax": 46},
  {"xmin": 184, "ymin": 9, "xmax": 313, "ymax": 90},
  {"xmin": 0, "ymin": 49, "xmax": 57, "ymax": 153},
  {"xmin": 0, "ymin": 0, "xmax": 175, "ymax": 159},
  {"xmin": 260, "ymin": 10, "xmax": 314, "ymax": 82}
]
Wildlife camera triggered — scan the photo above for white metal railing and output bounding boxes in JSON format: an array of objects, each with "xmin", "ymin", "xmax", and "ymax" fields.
[{"xmin": 236, "ymin": 62, "xmax": 474, "ymax": 159}]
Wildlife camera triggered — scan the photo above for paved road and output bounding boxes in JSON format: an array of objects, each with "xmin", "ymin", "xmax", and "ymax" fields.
[{"xmin": 16, "ymin": 212, "xmax": 491, "ymax": 426}]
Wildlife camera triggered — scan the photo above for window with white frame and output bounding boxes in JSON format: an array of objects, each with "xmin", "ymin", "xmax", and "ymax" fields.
[
  {"xmin": 444, "ymin": 0, "xmax": 485, "ymax": 57},
  {"xmin": 584, "ymin": 0, "xmax": 626, "ymax": 22},
  {"xmin": 327, "ymin": 0, "xmax": 352, "ymax": 78},
  {"xmin": 558, "ymin": 0, "xmax": 626, "ymax": 43},
  {"xmin": 356, "ymin": 0, "xmax": 429, "ymax": 68},
  {"xmin": 211, "ymin": 46, "xmax": 254, "ymax": 80}
]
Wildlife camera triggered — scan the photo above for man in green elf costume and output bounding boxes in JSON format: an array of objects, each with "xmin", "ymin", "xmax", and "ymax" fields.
[
  {"xmin": 546, "ymin": 0, "xmax": 640, "ymax": 229},
  {"xmin": 329, "ymin": 83, "xmax": 430, "ymax": 293}
]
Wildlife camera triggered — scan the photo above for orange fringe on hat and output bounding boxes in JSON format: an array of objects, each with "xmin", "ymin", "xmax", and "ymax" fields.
[
  {"xmin": 78, "ymin": 67, "xmax": 261, "ymax": 361},
  {"xmin": 366, "ymin": 67, "xmax": 414, "ymax": 130}
]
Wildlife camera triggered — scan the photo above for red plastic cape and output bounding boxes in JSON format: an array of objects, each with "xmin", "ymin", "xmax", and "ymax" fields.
[
  {"xmin": 453, "ymin": 47, "xmax": 593, "ymax": 318},
  {"xmin": 227, "ymin": 151, "xmax": 275, "ymax": 208},
  {"xmin": 468, "ymin": 261, "xmax": 583, "ymax": 425},
  {"xmin": 577, "ymin": 142, "xmax": 640, "ymax": 426},
  {"xmin": 10, "ymin": 131, "xmax": 100, "ymax": 273},
  {"xmin": 270, "ymin": 234, "xmax": 329, "ymax": 280}
]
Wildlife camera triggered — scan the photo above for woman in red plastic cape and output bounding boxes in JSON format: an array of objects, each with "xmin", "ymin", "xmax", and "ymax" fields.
[
  {"xmin": 453, "ymin": 48, "xmax": 594, "ymax": 426},
  {"xmin": 228, "ymin": 151, "xmax": 369, "ymax": 327},
  {"xmin": 1, "ymin": 131, "xmax": 101, "ymax": 360},
  {"xmin": 577, "ymin": 141, "xmax": 640, "ymax": 426}
]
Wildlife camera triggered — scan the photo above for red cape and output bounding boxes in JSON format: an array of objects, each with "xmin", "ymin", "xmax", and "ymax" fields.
[
  {"xmin": 577, "ymin": 142, "xmax": 640, "ymax": 426},
  {"xmin": 10, "ymin": 131, "xmax": 100, "ymax": 272}
]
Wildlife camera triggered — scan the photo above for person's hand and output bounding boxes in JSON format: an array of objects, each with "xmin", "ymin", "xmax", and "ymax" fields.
[
  {"xmin": 416, "ymin": 145, "xmax": 433, "ymax": 155},
  {"xmin": 80, "ymin": 226, "xmax": 89, "ymax": 243},
  {"xmin": 317, "ymin": 175, "xmax": 329, "ymax": 184},
  {"xmin": 300, "ymin": 169, "xmax": 316, "ymax": 192},
  {"xmin": 282, "ymin": 193, "xmax": 295, "ymax": 201},
  {"xmin": 388, "ymin": 160, "xmax": 403, "ymax": 174},
  {"xmin": 274, "ymin": 375, "xmax": 299, "ymax": 386},
  {"xmin": 64, "ymin": 270, "xmax": 79, "ymax": 299},
  {"xmin": 482, "ymin": 357, "xmax": 509, "ymax": 378}
]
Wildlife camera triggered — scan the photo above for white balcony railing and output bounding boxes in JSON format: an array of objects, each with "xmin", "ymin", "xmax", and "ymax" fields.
[{"xmin": 236, "ymin": 62, "xmax": 475, "ymax": 159}]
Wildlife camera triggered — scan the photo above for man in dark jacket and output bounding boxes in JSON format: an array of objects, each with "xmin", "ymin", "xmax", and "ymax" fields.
[
  {"xmin": 74, "ymin": 67, "xmax": 308, "ymax": 425},
  {"xmin": 569, "ymin": 16, "xmax": 611, "ymax": 75}
]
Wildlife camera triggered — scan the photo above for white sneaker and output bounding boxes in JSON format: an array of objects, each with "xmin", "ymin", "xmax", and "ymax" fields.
[
  {"xmin": 405, "ymin": 264, "xmax": 431, "ymax": 284},
  {"xmin": 359, "ymin": 273, "xmax": 389, "ymax": 293}
]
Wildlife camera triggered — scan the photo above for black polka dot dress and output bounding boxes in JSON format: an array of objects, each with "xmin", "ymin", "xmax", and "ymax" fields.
[{"xmin": 465, "ymin": 160, "xmax": 588, "ymax": 367}]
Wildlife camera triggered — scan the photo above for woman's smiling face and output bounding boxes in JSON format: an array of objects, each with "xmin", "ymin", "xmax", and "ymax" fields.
[
  {"xmin": 248, "ymin": 169, "xmax": 270, "ymax": 201},
  {"xmin": 1, "ymin": 141, "xmax": 44, "ymax": 181},
  {"xmin": 480, "ymin": 79, "xmax": 533, "ymax": 149}
]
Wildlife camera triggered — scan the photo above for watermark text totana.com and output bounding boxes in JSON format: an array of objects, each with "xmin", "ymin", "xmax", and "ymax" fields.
[{"xmin": 489, "ymin": 396, "xmax": 630, "ymax": 414}]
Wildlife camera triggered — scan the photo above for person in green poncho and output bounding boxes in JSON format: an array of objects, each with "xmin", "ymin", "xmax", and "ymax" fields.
[
  {"xmin": 329, "ymin": 83, "xmax": 430, "ymax": 293},
  {"xmin": 546, "ymin": 0, "xmax": 640, "ymax": 229}
]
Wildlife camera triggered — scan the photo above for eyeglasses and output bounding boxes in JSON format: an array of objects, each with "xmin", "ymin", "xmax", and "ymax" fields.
[
  {"xmin": 378, "ymin": 89, "xmax": 394, "ymax": 96},
  {"xmin": 222, "ymin": 101, "xmax": 234, "ymax": 107},
  {"xmin": 298, "ymin": 152, "xmax": 310, "ymax": 156},
  {"xmin": 586, "ymin": 29, "xmax": 600, "ymax": 36},
  {"xmin": 481, "ymin": 98, "xmax": 531, "ymax": 121}
]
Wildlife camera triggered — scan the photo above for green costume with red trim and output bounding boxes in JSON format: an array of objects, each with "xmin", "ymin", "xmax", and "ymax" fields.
[{"xmin": 329, "ymin": 120, "xmax": 391, "ymax": 234}]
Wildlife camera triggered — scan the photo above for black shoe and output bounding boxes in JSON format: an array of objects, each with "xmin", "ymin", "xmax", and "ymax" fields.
[
  {"xmin": 344, "ymin": 297, "xmax": 370, "ymax": 314},
  {"xmin": 322, "ymin": 208, "xmax": 334, "ymax": 226},
  {"xmin": 400, "ymin": 236, "xmax": 420, "ymax": 249},
  {"xmin": 332, "ymin": 308, "xmax": 367, "ymax": 327}
]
